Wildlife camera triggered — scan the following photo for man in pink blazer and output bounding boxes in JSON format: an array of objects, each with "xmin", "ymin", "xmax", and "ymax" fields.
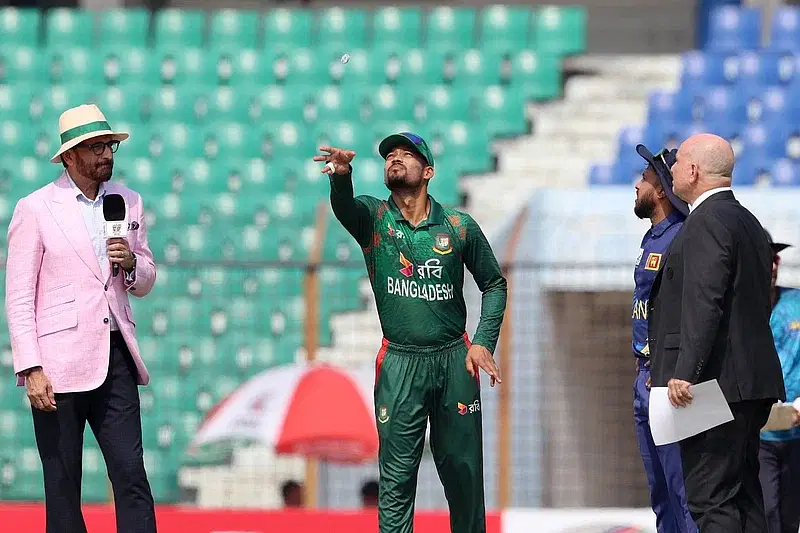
[{"xmin": 5, "ymin": 104, "xmax": 157, "ymax": 533}]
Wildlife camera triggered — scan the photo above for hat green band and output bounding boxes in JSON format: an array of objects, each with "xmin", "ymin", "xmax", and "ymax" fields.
[{"xmin": 60, "ymin": 121, "xmax": 111, "ymax": 144}]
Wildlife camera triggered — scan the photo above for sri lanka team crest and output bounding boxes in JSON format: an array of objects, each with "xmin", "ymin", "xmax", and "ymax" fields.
[
  {"xmin": 433, "ymin": 233, "xmax": 452, "ymax": 255},
  {"xmin": 644, "ymin": 253, "xmax": 662, "ymax": 271}
]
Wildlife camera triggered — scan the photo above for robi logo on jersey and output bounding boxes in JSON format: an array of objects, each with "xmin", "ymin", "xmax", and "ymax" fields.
[{"xmin": 458, "ymin": 401, "xmax": 480, "ymax": 415}]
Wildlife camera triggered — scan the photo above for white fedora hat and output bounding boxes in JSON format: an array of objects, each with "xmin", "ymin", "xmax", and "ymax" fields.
[{"xmin": 50, "ymin": 104, "xmax": 129, "ymax": 164}]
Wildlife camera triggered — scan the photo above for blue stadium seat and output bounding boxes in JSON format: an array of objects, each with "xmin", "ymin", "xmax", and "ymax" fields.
[
  {"xmin": 706, "ymin": 6, "xmax": 762, "ymax": 51},
  {"xmin": 768, "ymin": 7, "xmax": 799, "ymax": 52},
  {"xmin": 680, "ymin": 51, "xmax": 739, "ymax": 91},
  {"xmin": 616, "ymin": 126, "xmax": 644, "ymax": 156},
  {"xmin": 739, "ymin": 123, "xmax": 789, "ymax": 162},
  {"xmin": 772, "ymin": 158, "xmax": 800, "ymax": 187},
  {"xmin": 759, "ymin": 87, "xmax": 800, "ymax": 127},
  {"xmin": 701, "ymin": 85, "xmax": 748, "ymax": 126},
  {"xmin": 731, "ymin": 153, "xmax": 769, "ymax": 186}
]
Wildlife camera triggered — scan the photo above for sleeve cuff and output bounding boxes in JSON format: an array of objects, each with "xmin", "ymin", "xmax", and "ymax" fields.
[{"xmin": 123, "ymin": 256, "xmax": 137, "ymax": 286}]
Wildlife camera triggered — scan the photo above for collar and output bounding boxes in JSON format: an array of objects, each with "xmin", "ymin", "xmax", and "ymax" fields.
[
  {"xmin": 388, "ymin": 194, "xmax": 444, "ymax": 226},
  {"xmin": 650, "ymin": 210, "xmax": 685, "ymax": 237},
  {"xmin": 66, "ymin": 171, "xmax": 106, "ymax": 203},
  {"xmin": 689, "ymin": 187, "xmax": 731, "ymax": 212}
]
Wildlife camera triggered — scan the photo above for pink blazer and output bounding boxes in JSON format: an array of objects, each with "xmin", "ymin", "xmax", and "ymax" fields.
[{"xmin": 5, "ymin": 173, "xmax": 156, "ymax": 393}]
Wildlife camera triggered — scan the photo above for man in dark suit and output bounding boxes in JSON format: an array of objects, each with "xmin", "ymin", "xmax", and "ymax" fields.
[{"xmin": 648, "ymin": 133, "xmax": 786, "ymax": 533}]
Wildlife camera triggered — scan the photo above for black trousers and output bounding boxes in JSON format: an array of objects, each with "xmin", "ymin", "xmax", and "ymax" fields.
[
  {"xmin": 679, "ymin": 399, "xmax": 773, "ymax": 533},
  {"xmin": 31, "ymin": 331, "xmax": 156, "ymax": 533},
  {"xmin": 759, "ymin": 439, "xmax": 800, "ymax": 533}
]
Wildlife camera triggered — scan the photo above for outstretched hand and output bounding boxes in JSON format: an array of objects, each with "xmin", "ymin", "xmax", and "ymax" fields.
[
  {"xmin": 313, "ymin": 146, "xmax": 356, "ymax": 175},
  {"xmin": 466, "ymin": 344, "xmax": 502, "ymax": 387}
]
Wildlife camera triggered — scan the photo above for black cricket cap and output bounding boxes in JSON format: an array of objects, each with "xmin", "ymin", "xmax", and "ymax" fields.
[{"xmin": 765, "ymin": 229, "xmax": 791, "ymax": 254}]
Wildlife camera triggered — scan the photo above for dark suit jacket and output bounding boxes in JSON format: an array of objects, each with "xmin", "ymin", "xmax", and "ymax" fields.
[{"xmin": 648, "ymin": 190, "xmax": 785, "ymax": 403}]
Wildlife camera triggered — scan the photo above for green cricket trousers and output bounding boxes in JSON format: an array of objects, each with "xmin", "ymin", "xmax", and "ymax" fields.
[{"xmin": 374, "ymin": 333, "xmax": 486, "ymax": 533}]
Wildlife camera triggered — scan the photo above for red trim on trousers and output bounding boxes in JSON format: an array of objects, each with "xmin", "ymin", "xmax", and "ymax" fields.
[{"xmin": 375, "ymin": 338, "xmax": 389, "ymax": 386}]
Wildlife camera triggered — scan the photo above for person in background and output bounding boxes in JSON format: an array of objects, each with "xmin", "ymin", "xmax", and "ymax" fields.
[
  {"xmin": 281, "ymin": 479, "xmax": 304, "ymax": 508},
  {"xmin": 361, "ymin": 479, "xmax": 379, "ymax": 508},
  {"xmin": 631, "ymin": 145, "xmax": 696, "ymax": 533},
  {"xmin": 759, "ymin": 232, "xmax": 800, "ymax": 533}
]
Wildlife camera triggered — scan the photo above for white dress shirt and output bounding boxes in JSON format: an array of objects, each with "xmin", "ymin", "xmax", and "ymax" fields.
[
  {"xmin": 67, "ymin": 173, "xmax": 135, "ymax": 331},
  {"xmin": 688, "ymin": 186, "xmax": 732, "ymax": 213}
]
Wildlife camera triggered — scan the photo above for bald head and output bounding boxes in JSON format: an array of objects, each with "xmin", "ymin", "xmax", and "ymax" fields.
[{"xmin": 670, "ymin": 133, "xmax": 735, "ymax": 205}]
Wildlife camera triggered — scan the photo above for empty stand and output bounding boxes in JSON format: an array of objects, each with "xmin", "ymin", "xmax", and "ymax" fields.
[{"xmin": 591, "ymin": 5, "xmax": 799, "ymax": 187}]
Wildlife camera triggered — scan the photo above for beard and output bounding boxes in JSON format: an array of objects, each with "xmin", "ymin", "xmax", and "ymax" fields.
[
  {"xmin": 76, "ymin": 152, "xmax": 113, "ymax": 184},
  {"xmin": 634, "ymin": 191, "xmax": 656, "ymax": 219},
  {"xmin": 384, "ymin": 165, "xmax": 417, "ymax": 191}
]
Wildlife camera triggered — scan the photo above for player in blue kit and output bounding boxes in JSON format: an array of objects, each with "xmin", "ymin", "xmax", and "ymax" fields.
[
  {"xmin": 631, "ymin": 145, "xmax": 697, "ymax": 533},
  {"xmin": 759, "ymin": 232, "xmax": 800, "ymax": 533}
]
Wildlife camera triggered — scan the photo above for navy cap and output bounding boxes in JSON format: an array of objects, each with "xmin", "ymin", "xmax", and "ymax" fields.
[
  {"xmin": 765, "ymin": 230, "xmax": 791, "ymax": 254},
  {"xmin": 636, "ymin": 144, "xmax": 689, "ymax": 218}
]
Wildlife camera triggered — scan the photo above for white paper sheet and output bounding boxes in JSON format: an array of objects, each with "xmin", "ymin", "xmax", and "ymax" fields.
[{"xmin": 649, "ymin": 379, "xmax": 734, "ymax": 446}]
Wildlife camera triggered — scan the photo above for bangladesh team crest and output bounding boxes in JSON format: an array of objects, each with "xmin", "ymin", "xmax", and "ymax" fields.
[
  {"xmin": 433, "ymin": 233, "xmax": 452, "ymax": 255},
  {"xmin": 378, "ymin": 405, "xmax": 389, "ymax": 424}
]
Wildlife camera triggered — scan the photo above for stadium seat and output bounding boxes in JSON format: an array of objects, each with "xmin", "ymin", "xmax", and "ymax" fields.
[
  {"xmin": 772, "ymin": 158, "xmax": 800, "ymax": 187},
  {"xmin": 317, "ymin": 7, "xmax": 367, "ymax": 48},
  {"xmin": 509, "ymin": 50, "xmax": 561, "ymax": 100},
  {"xmin": 0, "ymin": 8, "xmax": 41, "ymax": 46},
  {"xmin": 45, "ymin": 8, "xmax": 95, "ymax": 48},
  {"xmin": 588, "ymin": 164, "xmax": 622, "ymax": 186},
  {"xmin": 531, "ymin": 6, "xmax": 587, "ymax": 57},
  {"xmin": 425, "ymin": 7, "xmax": 476, "ymax": 49},
  {"xmin": 263, "ymin": 8, "xmax": 313, "ymax": 50},
  {"xmin": 153, "ymin": 9, "xmax": 206, "ymax": 49},
  {"xmin": 45, "ymin": 47, "xmax": 105, "ymax": 86},
  {"xmin": 209, "ymin": 9, "xmax": 259, "ymax": 49},
  {"xmin": 706, "ymin": 6, "xmax": 762, "ymax": 51},
  {"xmin": 479, "ymin": 5, "xmax": 532, "ymax": 55},
  {"xmin": 373, "ymin": 7, "xmax": 422, "ymax": 46},
  {"xmin": 98, "ymin": 8, "xmax": 150, "ymax": 47},
  {"xmin": 0, "ymin": 45, "xmax": 46, "ymax": 84},
  {"xmin": 768, "ymin": 6, "xmax": 800, "ymax": 52}
]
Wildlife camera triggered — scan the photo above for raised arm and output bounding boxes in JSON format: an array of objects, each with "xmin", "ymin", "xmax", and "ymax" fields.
[{"xmin": 314, "ymin": 146, "xmax": 379, "ymax": 248}]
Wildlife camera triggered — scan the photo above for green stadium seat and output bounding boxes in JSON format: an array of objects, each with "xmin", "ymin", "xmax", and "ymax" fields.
[
  {"xmin": 212, "ymin": 48, "xmax": 274, "ymax": 87},
  {"xmin": 147, "ymin": 86, "xmax": 207, "ymax": 125},
  {"xmin": 424, "ymin": 7, "xmax": 476, "ymax": 49},
  {"xmin": 402, "ymin": 48, "xmax": 447, "ymax": 84},
  {"xmin": 479, "ymin": 5, "xmax": 533, "ymax": 54},
  {"xmin": 45, "ymin": 8, "xmax": 95, "ymax": 49},
  {"xmin": 98, "ymin": 8, "xmax": 150, "ymax": 47},
  {"xmin": 326, "ymin": 48, "xmax": 385, "ymax": 87},
  {"xmin": 4, "ymin": 156, "xmax": 48, "ymax": 198},
  {"xmin": 0, "ymin": 45, "xmax": 46, "ymax": 84},
  {"xmin": 449, "ymin": 48, "xmax": 504, "ymax": 86},
  {"xmin": 255, "ymin": 85, "xmax": 310, "ymax": 123},
  {"xmin": 363, "ymin": 84, "xmax": 416, "ymax": 123},
  {"xmin": 314, "ymin": 85, "xmax": 360, "ymax": 122},
  {"xmin": 1, "ymin": 121, "xmax": 42, "ymax": 159},
  {"xmin": 203, "ymin": 122, "xmax": 261, "ymax": 160},
  {"xmin": 475, "ymin": 85, "xmax": 528, "ymax": 138},
  {"xmin": 262, "ymin": 121, "xmax": 316, "ymax": 159},
  {"xmin": 317, "ymin": 7, "xmax": 367, "ymax": 48},
  {"xmin": 270, "ymin": 47, "xmax": 327, "ymax": 85},
  {"xmin": 370, "ymin": 44, "xmax": 405, "ymax": 84},
  {"xmin": 91, "ymin": 85, "xmax": 148, "ymax": 125},
  {"xmin": 431, "ymin": 121, "xmax": 493, "ymax": 173},
  {"xmin": 209, "ymin": 9, "xmax": 259, "ymax": 49},
  {"xmin": 155, "ymin": 47, "xmax": 218, "ymax": 87},
  {"xmin": 45, "ymin": 47, "xmax": 105, "ymax": 86},
  {"xmin": 532, "ymin": 6, "xmax": 587, "ymax": 57},
  {"xmin": 103, "ymin": 49, "xmax": 159, "ymax": 87},
  {"xmin": 373, "ymin": 7, "xmax": 422, "ymax": 46},
  {"xmin": 207, "ymin": 85, "xmax": 259, "ymax": 124},
  {"xmin": 0, "ymin": 8, "xmax": 41, "ymax": 46},
  {"xmin": 153, "ymin": 9, "xmax": 206, "ymax": 49},
  {"xmin": 510, "ymin": 50, "xmax": 561, "ymax": 100},
  {"xmin": 421, "ymin": 84, "xmax": 471, "ymax": 122},
  {"xmin": 263, "ymin": 8, "xmax": 313, "ymax": 49},
  {"xmin": 0, "ymin": 83, "xmax": 34, "ymax": 123},
  {"xmin": 313, "ymin": 121, "xmax": 372, "ymax": 156}
]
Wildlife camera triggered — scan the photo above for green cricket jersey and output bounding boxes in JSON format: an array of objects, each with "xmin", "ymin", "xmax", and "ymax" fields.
[{"xmin": 329, "ymin": 169, "xmax": 507, "ymax": 352}]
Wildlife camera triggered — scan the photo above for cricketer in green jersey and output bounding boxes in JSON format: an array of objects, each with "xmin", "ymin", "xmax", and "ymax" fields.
[{"xmin": 313, "ymin": 133, "xmax": 507, "ymax": 533}]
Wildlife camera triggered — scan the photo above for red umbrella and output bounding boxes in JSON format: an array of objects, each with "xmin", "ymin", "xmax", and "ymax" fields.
[{"xmin": 191, "ymin": 363, "xmax": 378, "ymax": 464}]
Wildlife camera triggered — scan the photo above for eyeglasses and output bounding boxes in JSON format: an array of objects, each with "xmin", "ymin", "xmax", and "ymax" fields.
[{"xmin": 77, "ymin": 140, "xmax": 120, "ymax": 156}]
